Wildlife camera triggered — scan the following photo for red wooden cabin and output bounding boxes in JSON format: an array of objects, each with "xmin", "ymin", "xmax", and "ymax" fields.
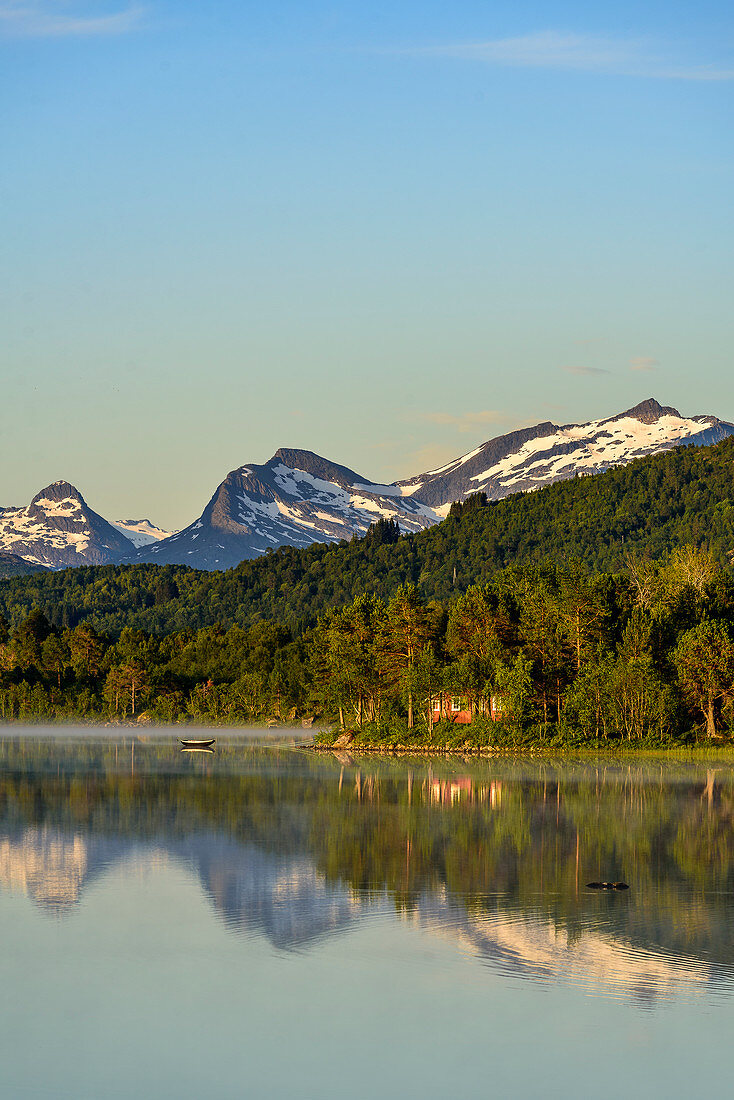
[{"xmin": 430, "ymin": 694, "xmax": 505, "ymax": 725}]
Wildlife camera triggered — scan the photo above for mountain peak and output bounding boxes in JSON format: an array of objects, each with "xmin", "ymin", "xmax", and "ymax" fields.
[
  {"xmin": 30, "ymin": 481, "xmax": 85, "ymax": 506},
  {"xmin": 2, "ymin": 482, "xmax": 133, "ymax": 569},
  {"xmin": 269, "ymin": 448, "xmax": 365, "ymax": 486},
  {"xmin": 614, "ymin": 399, "xmax": 681, "ymax": 425}
]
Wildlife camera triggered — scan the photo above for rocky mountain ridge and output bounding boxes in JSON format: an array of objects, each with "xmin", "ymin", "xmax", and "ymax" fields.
[
  {"xmin": 129, "ymin": 447, "xmax": 438, "ymax": 570},
  {"xmin": 0, "ymin": 552, "xmax": 47, "ymax": 579}
]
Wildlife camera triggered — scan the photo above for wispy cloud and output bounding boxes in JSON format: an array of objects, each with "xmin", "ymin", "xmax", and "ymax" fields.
[
  {"xmin": 0, "ymin": 1, "xmax": 144, "ymax": 37},
  {"xmin": 415, "ymin": 31, "xmax": 734, "ymax": 81},
  {"xmin": 630, "ymin": 356, "xmax": 659, "ymax": 372},
  {"xmin": 414, "ymin": 409, "xmax": 507, "ymax": 434},
  {"xmin": 560, "ymin": 365, "xmax": 610, "ymax": 376},
  {"xmin": 402, "ymin": 443, "xmax": 461, "ymax": 473}
]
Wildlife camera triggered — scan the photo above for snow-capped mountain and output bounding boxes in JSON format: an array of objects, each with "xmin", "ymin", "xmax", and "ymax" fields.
[
  {"xmin": 0, "ymin": 482, "xmax": 135, "ymax": 569},
  {"xmin": 4, "ymin": 400, "xmax": 733, "ymax": 573},
  {"xmin": 128, "ymin": 448, "xmax": 438, "ymax": 570},
  {"xmin": 111, "ymin": 519, "xmax": 176, "ymax": 548},
  {"xmin": 398, "ymin": 399, "xmax": 734, "ymax": 511}
]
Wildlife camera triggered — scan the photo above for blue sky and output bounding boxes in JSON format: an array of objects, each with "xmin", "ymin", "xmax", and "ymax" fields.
[{"xmin": 2, "ymin": 0, "xmax": 733, "ymax": 527}]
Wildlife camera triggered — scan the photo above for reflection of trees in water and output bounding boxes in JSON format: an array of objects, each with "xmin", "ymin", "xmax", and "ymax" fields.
[
  {"xmin": 1, "ymin": 740, "xmax": 734, "ymax": 990},
  {"xmin": 316, "ymin": 760, "xmax": 734, "ymax": 976}
]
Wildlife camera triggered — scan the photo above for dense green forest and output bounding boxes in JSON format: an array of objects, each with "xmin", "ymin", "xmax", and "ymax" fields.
[
  {"xmin": 3, "ymin": 549, "xmax": 734, "ymax": 744},
  {"xmin": 2, "ymin": 437, "xmax": 734, "ymax": 636}
]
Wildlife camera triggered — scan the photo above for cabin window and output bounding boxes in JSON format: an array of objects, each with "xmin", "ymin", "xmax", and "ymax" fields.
[{"xmin": 450, "ymin": 696, "xmax": 463, "ymax": 712}]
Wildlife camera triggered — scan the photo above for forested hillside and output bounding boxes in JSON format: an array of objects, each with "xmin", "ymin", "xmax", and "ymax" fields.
[
  {"xmin": 2, "ymin": 437, "xmax": 734, "ymax": 635},
  {"xmin": 0, "ymin": 553, "xmax": 46, "ymax": 579},
  {"xmin": 3, "ymin": 554, "xmax": 734, "ymax": 742}
]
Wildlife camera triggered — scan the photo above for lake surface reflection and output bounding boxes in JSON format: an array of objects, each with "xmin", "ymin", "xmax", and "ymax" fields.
[{"xmin": 1, "ymin": 731, "xmax": 733, "ymax": 1098}]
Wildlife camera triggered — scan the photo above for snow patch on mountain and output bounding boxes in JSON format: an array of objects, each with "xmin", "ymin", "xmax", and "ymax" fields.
[
  {"xmin": 470, "ymin": 413, "xmax": 720, "ymax": 490},
  {"xmin": 112, "ymin": 519, "xmax": 176, "ymax": 548}
]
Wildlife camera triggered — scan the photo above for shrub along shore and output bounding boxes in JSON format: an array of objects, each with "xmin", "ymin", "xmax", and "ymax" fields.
[{"xmin": 312, "ymin": 720, "xmax": 702, "ymax": 754}]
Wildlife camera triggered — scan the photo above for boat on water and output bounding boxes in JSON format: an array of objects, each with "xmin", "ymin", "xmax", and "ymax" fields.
[{"xmin": 179, "ymin": 738, "xmax": 216, "ymax": 748}]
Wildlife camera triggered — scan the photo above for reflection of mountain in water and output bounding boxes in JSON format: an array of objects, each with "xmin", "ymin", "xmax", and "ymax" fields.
[
  {"xmin": 0, "ymin": 829, "xmax": 88, "ymax": 912},
  {"xmin": 2, "ymin": 746, "xmax": 734, "ymax": 1002},
  {"xmin": 0, "ymin": 828, "xmax": 128, "ymax": 913},
  {"xmin": 180, "ymin": 835, "xmax": 364, "ymax": 949},
  {"xmin": 0, "ymin": 828, "xmax": 363, "ymax": 950},
  {"xmin": 406, "ymin": 894, "xmax": 723, "ymax": 1004},
  {"xmin": 2, "ymin": 823, "xmax": 727, "ymax": 1002}
]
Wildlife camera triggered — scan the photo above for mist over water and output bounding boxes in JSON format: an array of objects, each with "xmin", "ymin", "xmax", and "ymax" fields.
[
  {"xmin": 0, "ymin": 723, "xmax": 312, "ymax": 741},
  {"xmin": 1, "ymin": 732, "xmax": 733, "ymax": 1097}
]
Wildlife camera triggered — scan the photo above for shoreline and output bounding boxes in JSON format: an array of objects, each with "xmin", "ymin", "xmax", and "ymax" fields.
[
  {"xmin": 2, "ymin": 722, "xmax": 733, "ymax": 759},
  {"xmin": 310, "ymin": 740, "xmax": 734, "ymax": 759}
]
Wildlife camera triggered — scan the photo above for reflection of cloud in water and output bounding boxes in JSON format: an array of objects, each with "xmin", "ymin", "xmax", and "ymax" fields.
[{"xmin": 404, "ymin": 896, "xmax": 726, "ymax": 1004}]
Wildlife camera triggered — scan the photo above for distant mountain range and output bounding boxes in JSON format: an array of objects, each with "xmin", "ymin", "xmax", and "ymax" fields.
[
  {"xmin": 2, "ymin": 399, "xmax": 732, "ymax": 573},
  {"xmin": 111, "ymin": 518, "xmax": 176, "ymax": 548}
]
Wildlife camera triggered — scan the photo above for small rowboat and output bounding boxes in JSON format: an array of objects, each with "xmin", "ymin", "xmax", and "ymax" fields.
[{"xmin": 180, "ymin": 738, "xmax": 216, "ymax": 748}]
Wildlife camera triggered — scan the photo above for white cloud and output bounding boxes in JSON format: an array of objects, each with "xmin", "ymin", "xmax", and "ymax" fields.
[
  {"xmin": 416, "ymin": 409, "xmax": 507, "ymax": 433},
  {"xmin": 416, "ymin": 31, "xmax": 734, "ymax": 81},
  {"xmin": 630, "ymin": 356, "xmax": 660, "ymax": 372},
  {"xmin": 0, "ymin": 1, "xmax": 143, "ymax": 37},
  {"xmin": 560, "ymin": 365, "xmax": 610, "ymax": 376}
]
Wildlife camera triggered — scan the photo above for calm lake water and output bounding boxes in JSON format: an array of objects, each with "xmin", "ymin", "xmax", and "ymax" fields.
[{"xmin": 1, "ymin": 729, "xmax": 732, "ymax": 1098}]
